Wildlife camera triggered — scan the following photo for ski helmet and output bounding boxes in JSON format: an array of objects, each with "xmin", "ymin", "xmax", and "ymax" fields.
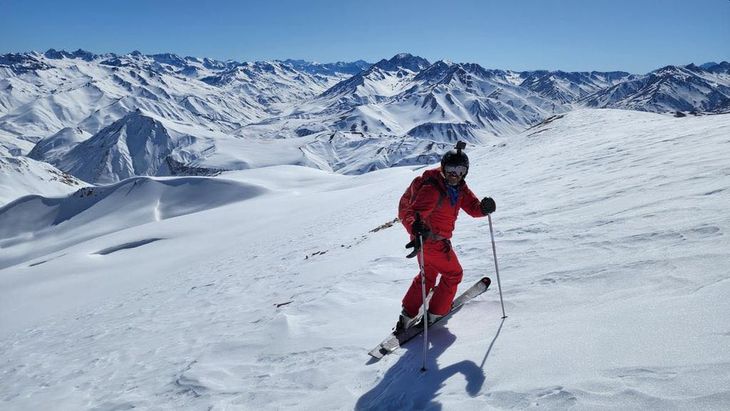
[{"xmin": 441, "ymin": 141, "xmax": 469, "ymax": 176}]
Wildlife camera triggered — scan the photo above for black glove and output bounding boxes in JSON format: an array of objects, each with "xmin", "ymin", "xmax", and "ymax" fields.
[
  {"xmin": 406, "ymin": 214, "xmax": 429, "ymax": 258},
  {"xmin": 405, "ymin": 237, "xmax": 421, "ymax": 258},
  {"xmin": 412, "ymin": 218, "xmax": 430, "ymax": 237},
  {"xmin": 480, "ymin": 197, "xmax": 496, "ymax": 215}
]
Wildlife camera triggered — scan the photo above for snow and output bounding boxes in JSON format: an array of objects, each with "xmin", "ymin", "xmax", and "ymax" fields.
[
  {"xmin": 0, "ymin": 53, "xmax": 351, "ymax": 159},
  {"xmin": 1, "ymin": 109, "xmax": 729, "ymax": 410},
  {"xmin": 3, "ymin": 52, "xmax": 728, "ymax": 191},
  {"xmin": 0, "ymin": 156, "xmax": 86, "ymax": 206},
  {"xmin": 27, "ymin": 126, "xmax": 91, "ymax": 163},
  {"xmin": 57, "ymin": 111, "xmax": 175, "ymax": 184}
]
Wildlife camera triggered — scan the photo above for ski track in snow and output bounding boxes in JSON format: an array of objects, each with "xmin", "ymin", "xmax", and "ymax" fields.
[{"xmin": 1, "ymin": 110, "xmax": 730, "ymax": 410}]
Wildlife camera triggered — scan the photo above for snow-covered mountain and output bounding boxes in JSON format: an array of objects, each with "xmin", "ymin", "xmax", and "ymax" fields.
[
  {"xmin": 320, "ymin": 53, "xmax": 432, "ymax": 105},
  {"xmin": 281, "ymin": 59, "xmax": 372, "ymax": 76},
  {"xmin": 581, "ymin": 64, "xmax": 730, "ymax": 113},
  {"xmin": 235, "ymin": 56, "xmax": 729, "ymax": 175},
  {"xmin": 233, "ymin": 57, "xmax": 575, "ymax": 169},
  {"xmin": 2, "ymin": 50, "xmax": 730, "ymax": 201},
  {"xmin": 198, "ymin": 60, "xmax": 343, "ymax": 111},
  {"xmin": 0, "ymin": 155, "xmax": 86, "ymax": 205},
  {"xmin": 27, "ymin": 126, "xmax": 90, "ymax": 164},
  {"xmin": 702, "ymin": 61, "xmax": 730, "ymax": 74},
  {"xmin": 388, "ymin": 62, "xmax": 563, "ymax": 138},
  {"xmin": 1, "ymin": 109, "xmax": 729, "ymax": 410},
  {"xmin": 519, "ymin": 70, "xmax": 635, "ymax": 104},
  {"xmin": 51, "ymin": 110, "xmax": 175, "ymax": 184},
  {"xmin": 2, "ymin": 46, "xmax": 729, "ymax": 409},
  {"xmin": 0, "ymin": 49, "xmax": 356, "ymax": 153},
  {"xmin": 299, "ymin": 132, "xmax": 453, "ymax": 174}
]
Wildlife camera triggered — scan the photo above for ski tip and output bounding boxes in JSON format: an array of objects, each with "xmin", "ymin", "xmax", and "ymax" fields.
[
  {"xmin": 367, "ymin": 346, "xmax": 389, "ymax": 360},
  {"xmin": 481, "ymin": 277, "xmax": 492, "ymax": 287},
  {"xmin": 368, "ymin": 351, "xmax": 383, "ymax": 360}
]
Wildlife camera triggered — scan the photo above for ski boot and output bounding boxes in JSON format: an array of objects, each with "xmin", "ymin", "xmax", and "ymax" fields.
[
  {"xmin": 394, "ymin": 309, "xmax": 420, "ymax": 334},
  {"xmin": 426, "ymin": 311, "xmax": 444, "ymax": 326}
]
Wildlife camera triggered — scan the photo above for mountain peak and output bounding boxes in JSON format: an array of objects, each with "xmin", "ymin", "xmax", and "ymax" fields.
[
  {"xmin": 150, "ymin": 53, "xmax": 187, "ymax": 67},
  {"xmin": 701, "ymin": 61, "xmax": 730, "ymax": 74},
  {"xmin": 44, "ymin": 48, "xmax": 64, "ymax": 59},
  {"xmin": 280, "ymin": 59, "xmax": 371, "ymax": 75},
  {"xmin": 412, "ymin": 61, "xmax": 494, "ymax": 85},
  {"xmin": 373, "ymin": 53, "xmax": 430, "ymax": 73},
  {"xmin": 43, "ymin": 48, "xmax": 97, "ymax": 61},
  {"xmin": 58, "ymin": 110, "xmax": 174, "ymax": 184},
  {"xmin": 413, "ymin": 60, "xmax": 455, "ymax": 82}
]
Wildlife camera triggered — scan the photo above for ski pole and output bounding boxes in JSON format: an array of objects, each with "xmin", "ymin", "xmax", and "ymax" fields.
[
  {"xmin": 417, "ymin": 232, "xmax": 429, "ymax": 372},
  {"xmin": 488, "ymin": 214, "xmax": 507, "ymax": 319}
]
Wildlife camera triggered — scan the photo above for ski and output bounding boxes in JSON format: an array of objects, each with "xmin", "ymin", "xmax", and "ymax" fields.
[{"xmin": 368, "ymin": 276, "xmax": 491, "ymax": 359}]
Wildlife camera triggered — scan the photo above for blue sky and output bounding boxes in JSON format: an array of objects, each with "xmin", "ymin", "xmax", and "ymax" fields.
[{"xmin": 2, "ymin": 0, "xmax": 728, "ymax": 73}]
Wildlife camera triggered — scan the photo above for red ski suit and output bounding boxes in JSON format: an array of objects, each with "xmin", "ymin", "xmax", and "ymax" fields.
[{"xmin": 399, "ymin": 168, "xmax": 486, "ymax": 316}]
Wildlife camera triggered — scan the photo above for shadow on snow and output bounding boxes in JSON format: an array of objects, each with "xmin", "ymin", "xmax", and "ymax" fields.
[{"xmin": 356, "ymin": 324, "xmax": 489, "ymax": 411}]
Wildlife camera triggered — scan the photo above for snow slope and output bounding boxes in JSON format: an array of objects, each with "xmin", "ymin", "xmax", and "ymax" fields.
[
  {"xmin": 1, "ymin": 109, "xmax": 729, "ymax": 410},
  {"xmin": 0, "ymin": 155, "xmax": 86, "ymax": 206},
  {"xmin": 27, "ymin": 126, "xmax": 91, "ymax": 163}
]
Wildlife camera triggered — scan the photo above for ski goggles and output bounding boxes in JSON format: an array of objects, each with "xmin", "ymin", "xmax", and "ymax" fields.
[{"xmin": 444, "ymin": 165, "xmax": 468, "ymax": 177}]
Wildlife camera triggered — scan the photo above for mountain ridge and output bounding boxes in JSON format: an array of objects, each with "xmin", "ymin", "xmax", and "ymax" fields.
[{"xmin": 2, "ymin": 50, "xmax": 729, "ymax": 191}]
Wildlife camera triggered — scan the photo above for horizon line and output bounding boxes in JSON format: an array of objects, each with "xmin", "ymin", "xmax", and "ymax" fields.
[{"xmin": 2, "ymin": 47, "xmax": 728, "ymax": 75}]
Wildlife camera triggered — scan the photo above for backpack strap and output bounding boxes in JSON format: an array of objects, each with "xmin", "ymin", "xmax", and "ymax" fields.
[
  {"xmin": 420, "ymin": 176, "xmax": 446, "ymax": 210},
  {"xmin": 399, "ymin": 174, "xmax": 448, "ymax": 225}
]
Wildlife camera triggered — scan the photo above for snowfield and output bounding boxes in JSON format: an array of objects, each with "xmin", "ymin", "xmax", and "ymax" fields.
[
  {"xmin": 1, "ymin": 109, "xmax": 729, "ymax": 410},
  {"xmin": 0, "ymin": 155, "xmax": 86, "ymax": 205}
]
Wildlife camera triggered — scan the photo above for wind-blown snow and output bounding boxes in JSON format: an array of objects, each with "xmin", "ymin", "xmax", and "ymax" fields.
[
  {"xmin": 0, "ymin": 175, "xmax": 268, "ymax": 271},
  {"xmin": 1, "ymin": 109, "xmax": 729, "ymax": 410}
]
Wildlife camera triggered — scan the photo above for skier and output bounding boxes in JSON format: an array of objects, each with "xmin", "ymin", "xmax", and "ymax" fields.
[{"xmin": 396, "ymin": 141, "xmax": 496, "ymax": 331}]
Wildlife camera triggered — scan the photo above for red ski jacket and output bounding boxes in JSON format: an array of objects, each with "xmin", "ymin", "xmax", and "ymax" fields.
[{"xmin": 398, "ymin": 168, "xmax": 484, "ymax": 240}]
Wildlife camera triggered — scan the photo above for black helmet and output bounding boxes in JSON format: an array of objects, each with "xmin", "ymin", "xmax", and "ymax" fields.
[{"xmin": 441, "ymin": 141, "xmax": 469, "ymax": 174}]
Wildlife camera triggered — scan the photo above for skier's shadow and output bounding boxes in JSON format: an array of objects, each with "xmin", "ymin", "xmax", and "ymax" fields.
[{"xmin": 355, "ymin": 324, "xmax": 485, "ymax": 411}]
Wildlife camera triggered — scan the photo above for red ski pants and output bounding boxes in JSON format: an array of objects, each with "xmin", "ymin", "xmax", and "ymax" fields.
[{"xmin": 402, "ymin": 240, "xmax": 463, "ymax": 317}]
